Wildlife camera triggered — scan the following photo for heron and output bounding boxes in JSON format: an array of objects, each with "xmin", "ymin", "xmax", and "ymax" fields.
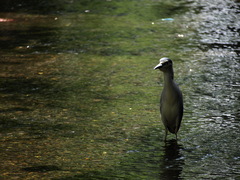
[{"xmin": 154, "ymin": 57, "xmax": 183, "ymax": 141}]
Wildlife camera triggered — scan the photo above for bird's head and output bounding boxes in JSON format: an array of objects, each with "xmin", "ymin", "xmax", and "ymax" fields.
[{"xmin": 154, "ymin": 57, "xmax": 173, "ymax": 72}]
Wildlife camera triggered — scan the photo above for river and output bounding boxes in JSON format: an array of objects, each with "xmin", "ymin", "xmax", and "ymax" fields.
[{"xmin": 0, "ymin": 0, "xmax": 239, "ymax": 179}]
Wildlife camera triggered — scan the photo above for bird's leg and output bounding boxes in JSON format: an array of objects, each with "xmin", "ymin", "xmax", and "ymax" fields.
[
  {"xmin": 164, "ymin": 129, "xmax": 168, "ymax": 141},
  {"xmin": 175, "ymin": 121, "xmax": 179, "ymax": 140}
]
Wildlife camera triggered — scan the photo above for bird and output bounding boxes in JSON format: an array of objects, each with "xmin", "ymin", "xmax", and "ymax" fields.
[{"xmin": 154, "ymin": 57, "xmax": 183, "ymax": 141}]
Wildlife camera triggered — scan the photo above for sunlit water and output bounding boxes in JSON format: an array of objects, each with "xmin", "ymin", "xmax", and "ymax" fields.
[{"xmin": 0, "ymin": 0, "xmax": 239, "ymax": 179}]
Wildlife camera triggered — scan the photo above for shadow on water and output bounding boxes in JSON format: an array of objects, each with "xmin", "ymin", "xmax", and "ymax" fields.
[
  {"xmin": 0, "ymin": 0, "xmax": 131, "ymax": 15},
  {"xmin": 22, "ymin": 165, "xmax": 61, "ymax": 172},
  {"xmin": 0, "ymin": 0, "xmax": 65, "ymax": 14},
  {"xmin": 161, "ymin": 140, "xmax": 184, "ymax": 180},
  {"xmin": 0, "ymin": 28, "xmax": 59, "ymax": 54}
]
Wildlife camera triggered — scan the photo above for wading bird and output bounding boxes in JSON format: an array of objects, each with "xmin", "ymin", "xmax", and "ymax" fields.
[{"xmin": 154, "ymin": 57, "xmax": 183, "ymax": 140}]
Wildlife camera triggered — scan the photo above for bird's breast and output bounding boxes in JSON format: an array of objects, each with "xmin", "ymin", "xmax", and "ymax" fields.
[
  {"xmin": 161, "ymin": 102, "xmax": 179, "ymax": 120},
  {"xmin": 160, "ymin": 86, "xmax": 182, "ymax": 121}
]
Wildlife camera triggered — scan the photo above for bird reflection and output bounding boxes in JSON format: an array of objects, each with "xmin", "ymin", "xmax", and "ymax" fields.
[{"xmin": 160, "ymin": 139, "xmax": 184, "ymax": 180}]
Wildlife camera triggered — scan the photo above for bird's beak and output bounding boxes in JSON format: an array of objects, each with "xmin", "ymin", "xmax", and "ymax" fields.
[{"xmin": 154, "ymin": 63, "xmax": 162, "ymax": 70}]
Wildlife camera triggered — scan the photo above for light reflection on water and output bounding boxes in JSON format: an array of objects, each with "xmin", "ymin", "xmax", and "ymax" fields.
[{"xmin": 177, "ymin": 0, "xmax": 240, "ymax": 178}]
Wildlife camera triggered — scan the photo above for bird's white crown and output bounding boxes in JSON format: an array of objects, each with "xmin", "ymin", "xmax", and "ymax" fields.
[{"xmin": 159, "ymin": 57, "xmax": 170, "ymax": 64}]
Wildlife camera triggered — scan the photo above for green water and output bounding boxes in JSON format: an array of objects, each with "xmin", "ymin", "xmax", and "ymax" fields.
[{"xmin": 0, "ymin": 0, "xmax": 239, "ymax": 179}]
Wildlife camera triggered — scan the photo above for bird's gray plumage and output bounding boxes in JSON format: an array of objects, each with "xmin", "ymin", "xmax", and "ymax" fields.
[{"xmin": 154, "ymin": 57, "xmax": 183, "ymax": 140}]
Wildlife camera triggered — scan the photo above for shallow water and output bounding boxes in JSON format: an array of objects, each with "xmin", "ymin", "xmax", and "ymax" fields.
[{"xmin": 0, "ymin": 0, "xmax": 239, "ymax": 179}]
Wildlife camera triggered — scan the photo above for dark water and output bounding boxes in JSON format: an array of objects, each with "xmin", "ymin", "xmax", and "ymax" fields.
[{"xmin": 0, "ymin": 0, "xmax": 239, "ymax": 179}]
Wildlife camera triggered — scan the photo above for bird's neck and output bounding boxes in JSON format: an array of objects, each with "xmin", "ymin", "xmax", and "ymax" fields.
[{"xmin": 163, "ymin": 68, "xmax": 174, "ymax": 87}]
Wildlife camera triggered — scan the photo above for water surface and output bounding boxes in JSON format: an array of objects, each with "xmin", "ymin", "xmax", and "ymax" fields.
[{"xmin": 0, "ymin": 0, "xmax": 239, "ymax": 179}]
